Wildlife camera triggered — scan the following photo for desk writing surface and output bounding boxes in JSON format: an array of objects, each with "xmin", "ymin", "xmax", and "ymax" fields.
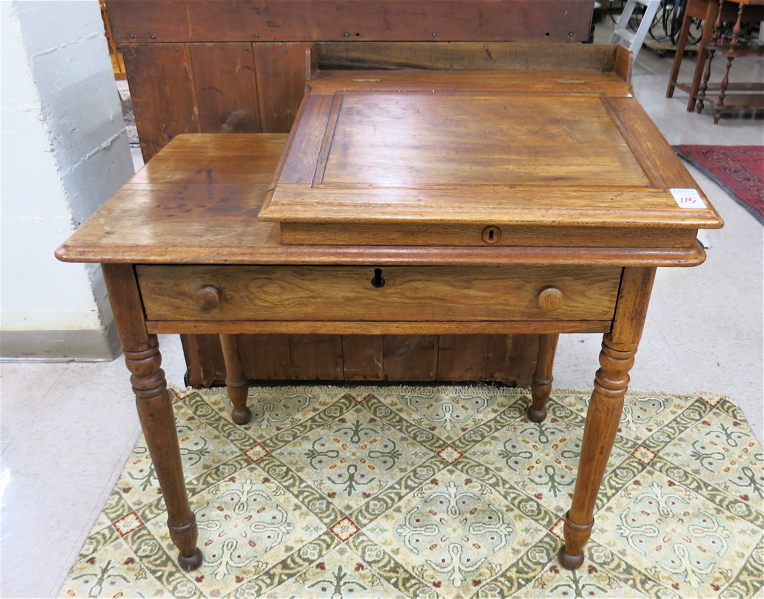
[
  {"xmin": 321, "ymin": 93, "xmax": 651, "ymax": 188},
  {"xmin": 55, "ymin": 133, "xmax": 710, "ymax": 267},
  {"xmin": 259, "ymin": 70, "xmax": 723, "ymax": 241}
]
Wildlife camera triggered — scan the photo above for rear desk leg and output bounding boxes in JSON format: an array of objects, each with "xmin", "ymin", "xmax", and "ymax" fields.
[
  {"xmin": 220, "ymin": 334, "xmax": 252, "ymax": 424},
  {"xmin": 103, "ymin": 264, "xmax": 203, "ymax": 571},
  {"xmin": 528, "ymin": 333, "xmax": 560, "ymax": 422},
  {"xmin": 560, "ymin": 267, "xmax": 656, "ymax": 569}
]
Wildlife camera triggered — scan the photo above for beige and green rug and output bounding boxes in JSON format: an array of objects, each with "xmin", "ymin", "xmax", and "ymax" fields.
[{"xmin": 60, "ymin": 386, "xmax": 763, "ymax": 598}]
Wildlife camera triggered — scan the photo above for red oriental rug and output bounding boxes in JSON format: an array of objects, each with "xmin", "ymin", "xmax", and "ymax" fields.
[{"xmin": 674, "ymin": 145, "xmax": 764, "ymax": 224}]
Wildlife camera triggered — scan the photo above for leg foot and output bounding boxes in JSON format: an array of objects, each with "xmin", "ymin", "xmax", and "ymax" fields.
[
  {"xmin": 527, "ymin": 405, "xmax": 547, "ymax": 423},
  {"xmin": 559, "ymin": 546, "xmax": 585, "ymax": 570},
  {"xmin": 560, "ymin": 511, "xmax": 593, "ymax": 569},
  {"xmin": 232, "ymin": 405, "xmax": 252, "ymax": 425},
  {"xmin": 178, "ymin": 547, "xmax": 204, "ymax": 571}
]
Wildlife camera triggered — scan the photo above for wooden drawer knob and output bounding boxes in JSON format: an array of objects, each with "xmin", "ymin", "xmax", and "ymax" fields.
[
  {"xmin": 195, "ymin": 285, "xmax": 220, "ymax": 311},
  {"xmin": 538, "ymin": 286, "xmax": 564, "ymax": 311}
]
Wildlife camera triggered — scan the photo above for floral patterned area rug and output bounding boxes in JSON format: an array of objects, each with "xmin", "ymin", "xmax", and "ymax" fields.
[{"xmin": 59, "ymin": 386, "xmax": 763, "ymax": 599}]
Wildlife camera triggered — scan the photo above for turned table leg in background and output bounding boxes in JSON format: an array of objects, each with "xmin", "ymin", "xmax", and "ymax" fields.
[
  {"xmin": 528, "ymin": 333, "xmax": 560, "ymax": 422},
  {"xmin": 686, "ymin": 0, "xmax": 719, "ymax": 111},
  {"xmin": 560, "ymin": 267, "xmax": 656, "ymax": 569},
  {"xmin": 220, "ymin": 334, "xmax": 252, "ymax": 424},
  {"xmin": 666, "ymin": 0, "xmax": 696, "ymax": 99},
  {"xmin": 102, "ymin": 264, "xmax": 203, "ymax": 572}
]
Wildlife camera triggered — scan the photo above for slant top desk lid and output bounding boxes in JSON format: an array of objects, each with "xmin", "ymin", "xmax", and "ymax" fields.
[{"xmin": 259, "ymin": 69, "xmax": 722, "ymax": 247}]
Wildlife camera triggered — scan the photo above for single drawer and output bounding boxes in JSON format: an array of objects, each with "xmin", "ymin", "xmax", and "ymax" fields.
[{"xmin": 136, "ymin": 265, "xmax": 621, "ymax": 322}]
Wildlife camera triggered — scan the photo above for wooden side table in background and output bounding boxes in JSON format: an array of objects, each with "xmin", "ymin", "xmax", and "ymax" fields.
[
  {"xmin": 666, "ymin": 0, "xmax": 764, "ymax": 110},
  {"xmin": 696, "ymin": 0, "xmax": 764, "ymax": 122}
]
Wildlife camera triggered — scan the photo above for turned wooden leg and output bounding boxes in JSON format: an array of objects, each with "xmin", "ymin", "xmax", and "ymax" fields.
[
  {"xmin": 697, "ymin": 48, "xmax": 715, "ymax": 113},
  {"xmin": 528, "ymin": 333, "xmax": 559, "ymax": 423},
  {"xmin": 714, "ymin": 56, "xmax": 733, "ymax": 125},
  {"xmin": 103, "ymin": 264, "xmax": 203, "ymax": 571},
  {"xmin": 687, "ymin": 0, "xmax": 717, "ymax": 111},
  {"xmin": 731, "ymin": 2, "xmax": 744, "ymax": 46},
  {"xmin": 560, "ymin": 267, "xmax": 656, "ymax": 569},
  {"xmin": 219, "ymin": 334, "xmax": 251, "ymax": 424},
  {"xmin": 666, "ymin": 4, "xmax": 693, "ymax": 99},
  {"xmin": 125, "ymin": 342, "xmax": 204, "ymax": 570}
]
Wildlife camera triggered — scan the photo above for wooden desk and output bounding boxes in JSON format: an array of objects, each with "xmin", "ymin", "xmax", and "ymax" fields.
[{"xmin": 57, "ymin": 45, "xmax": 723, "ymax": 574}]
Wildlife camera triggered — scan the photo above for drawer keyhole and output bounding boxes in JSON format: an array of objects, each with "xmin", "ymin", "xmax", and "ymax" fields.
[
  {"xmin": 482, "ymin": 225, "xmax": 502, "ymax": 244},
  {"xmin": 371, "ymin": 268, "xmax": 386, "ymax": 288}
]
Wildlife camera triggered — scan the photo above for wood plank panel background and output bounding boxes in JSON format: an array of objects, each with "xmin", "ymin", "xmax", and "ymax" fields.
[
  {"xmin": 108, "ymin": 0, "xmax": 593, "ymax": 44},
  {"xmin": 108, "ymin": 0, "xmax": 593, "ymax": 386},
  {"xmin": 121, "ymin": 44, "xmax": 199, "ymax": 160},
  {"xmin": 180, "ymin": 333, "xmax": 540, "ymax": 387},
  {"xmin": 189, "ymin": 43, "xmax": 262, "ymax": 134}
]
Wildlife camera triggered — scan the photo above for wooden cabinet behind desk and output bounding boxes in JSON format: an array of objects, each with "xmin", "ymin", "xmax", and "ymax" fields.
[{"xmin": 105, "ymin": 2, "xmax": 595, "ymax": 386}]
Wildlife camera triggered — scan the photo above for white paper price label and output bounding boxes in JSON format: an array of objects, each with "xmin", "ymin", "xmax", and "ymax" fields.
[{"xmin": 671, "ymin": 188, "xmax": 706, "ymax": 209}]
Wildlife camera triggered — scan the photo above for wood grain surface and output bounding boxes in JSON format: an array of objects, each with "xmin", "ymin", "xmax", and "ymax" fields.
[
  {"xmin": 176, "ymin": 331, "xmax": 548, "ymax": 384},
  {"xmin": 189, "ymin": 43, "xmax": 262, "ymax": 134},
  {"xmin": 306, "ymin": 69, "xmax": 633, "ymax": 95},
  {"xmin": 136, "ymin": 264, "xmax": 621, "ymax": 322},
  {"xmin": 146, "ymin": 320, "xmax": 611, "ymax": 335},
  {"xmin": 280, "ymin": 222, "xmax": 697, "ymax": 248},
  {"xmin": 55, "ymin": 134, "xmax": 710, "ymax": 267},
  {"xmin": 315, "ymin": 42, "xmax": 628, "ymax": 74},
  {"xmin": 64, "ymin": 27, "xmax": 722, "ymax": 569},
  {"xmin": 253, "ymin": 43, "xmax": 312, "ymax": 133},
  {"xmin": 107, "ymin": 0, "xmax": 594, "ymax": 43},
  {"xmin": 121, "ymin": 44, "xmax": 200, "ymax": 161},
  {"xmin": 262, "ymin": 72, "xmax": 723, "ymax": 236},
  {"xmin": 117, "ymin": 40, "xmax": 631, "ymax": 163}
]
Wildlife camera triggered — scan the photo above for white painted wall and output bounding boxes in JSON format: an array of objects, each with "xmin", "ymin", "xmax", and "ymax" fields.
[{"xmin": 1, "ymin": 0, "xmax": 134, "ymax": 355}]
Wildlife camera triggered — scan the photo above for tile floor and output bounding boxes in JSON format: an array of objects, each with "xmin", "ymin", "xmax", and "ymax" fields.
[{"xmin": 2, "ymin": 23, "xmax": 763, "ymax": 598}]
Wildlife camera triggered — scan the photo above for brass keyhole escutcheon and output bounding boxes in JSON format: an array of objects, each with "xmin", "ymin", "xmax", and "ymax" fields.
[
  {"xmin": 482, "ymin": 225, "xmax": 502, "ymax": 244},
  {"xmin": 371, "ymin": 268, "xmax": 386, "ymax": 288}
]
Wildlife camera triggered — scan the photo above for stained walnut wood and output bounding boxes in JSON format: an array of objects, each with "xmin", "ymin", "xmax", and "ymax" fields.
[
  {"xmin": 55, "ymin": 137, "xmax": 710, "ymax": 267},
  {"xmin": 280, "ymin": 222, "xmax": 698, "ymax": 248},
  {"xmin": 57, "ymin": 45, "xmax": 723, "ymax": 571},
  {"xmin": 262, "ymin": 72, "xmax": 723, "ymax": 246},
  {"xmin": 665, "ymin": 0, "xmax": 764, "ymax": 113},
  {"xmin": 101, "ymin": 264, "xmax": 203, "ymax": 571},
  {"xmin": 254, "ymin": 43, "xmax": 313, "ymax": 133},
  {"xmin": 113, "ymin": 31, "xmax": 617, "ymax": 387},
  {"xmin": 145, "ymin": 320, "xmax": 612, "ymax": 335},
  {"xmin": 315, "ymin": 42, "xmax": 632, "ymax": 73},
  {"xmin": 106, "ymin": 0, "xmax": 594, "ymax": 44},
  {"xmin": 136, "ymin": 265, "xmax": 621, "ymax": 323},
  {"xmin": 219, "ymin": 334, "xmax": 251, "ymax": 424},
  {"xmin": 54, "ymin": 130, "xmax": 706, "ymax": 393},
  {"xmin": 528, "ymin": 333, "xmax": 560, "ymax": 422},
  {"xmin": 194, "ymin": 285, "xmax": 220, "ymax": 311},
  {"xmin": 189, "ymin": 43, "xmax": 262, "ymax": 135},
  {"xmin": 537, "ymin": 287, "xmax": 565, "ymax": 312},
  {"xmin": 560, "ymin": 266, "xmax": 656, "ymax": 569}
]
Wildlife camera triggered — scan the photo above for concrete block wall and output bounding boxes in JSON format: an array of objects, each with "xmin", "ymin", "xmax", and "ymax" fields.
[{"xmin": 1, "ymin": 0, "xmax": 134, "ymax": 360}]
